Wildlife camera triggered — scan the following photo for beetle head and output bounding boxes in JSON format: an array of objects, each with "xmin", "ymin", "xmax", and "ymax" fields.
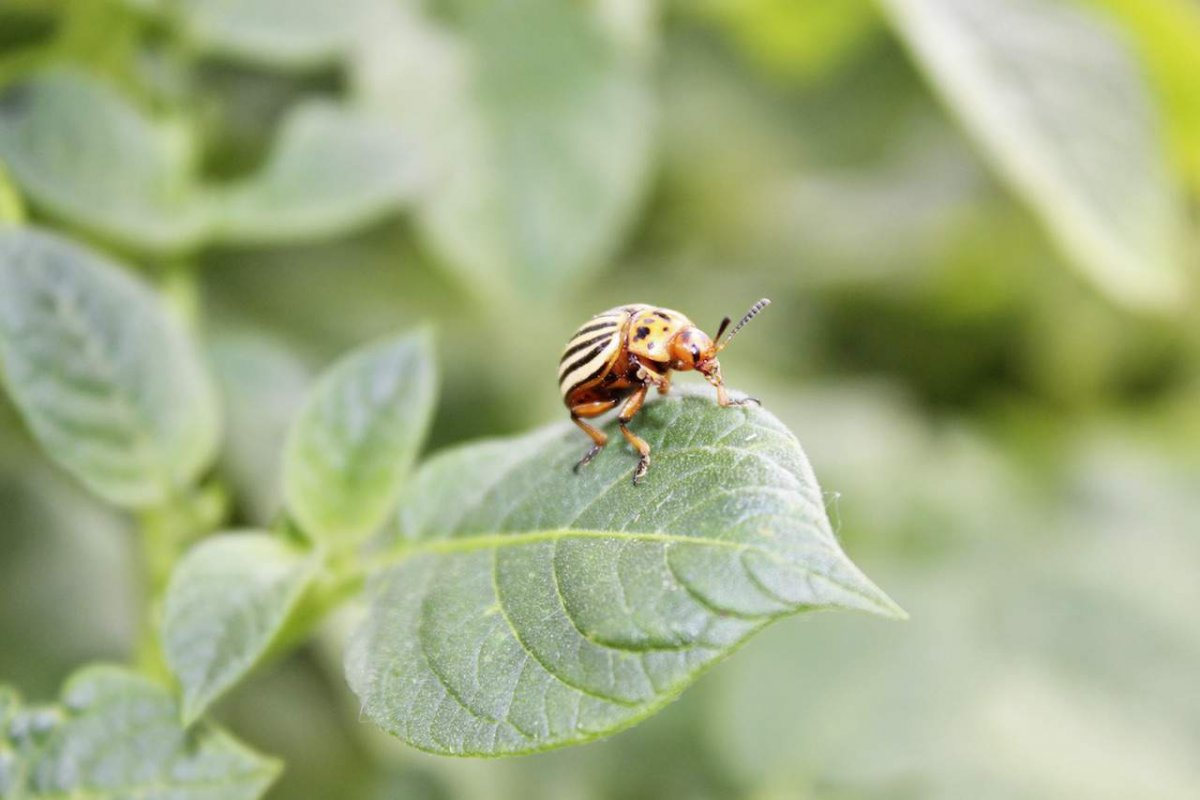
[{"xmin": 669, "ymin": 327, "xmax": 717, "ymax": 373}]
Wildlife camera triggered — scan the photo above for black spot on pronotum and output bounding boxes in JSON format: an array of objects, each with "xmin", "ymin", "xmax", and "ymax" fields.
[
  {"xmin": 635, "ymin": 326, "xmax": 651, "ymax": 341},
  {"xmin": 654, "ymin": 310, "xmax": 671, "ymax": 320}
]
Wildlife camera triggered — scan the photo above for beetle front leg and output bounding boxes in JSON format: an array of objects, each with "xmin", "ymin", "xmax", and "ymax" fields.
[
  {"xmin": 617, "ymin": 385, "xmax": 651, "ymax": 485},
  {"xmin": 655, "ymin": 372, "xmax": 671, "ymax": 396},
  {"xmin": 706, "ymin": 367, "xmax": 759, "ymax": 407},
  {"xmin": 630, "ymin": 354, "xmax": 669, "ymax": 394}
]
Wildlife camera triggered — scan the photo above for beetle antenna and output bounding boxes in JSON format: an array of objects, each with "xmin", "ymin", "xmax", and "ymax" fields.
[
  {"xmin": 715, "ymin": 316, "xmax": 732, "ymax": 341},
  {"xmin": 717, "ymin": 298, "xmax": 771, "ymax": 351}
]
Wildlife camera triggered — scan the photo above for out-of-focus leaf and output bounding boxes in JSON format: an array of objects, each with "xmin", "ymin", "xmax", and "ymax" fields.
[
  {"xmin": 3, "ymin": 666, "xmax": 279, "ymax": 799},
  {"xmin": 0, "ymin": 71, "xmax": 415, "ymax": 253},
  {"xmin": 765, "ymin": 124, "xmax": 985, "ymax": 282},
  {"xmin": 770, "ymin": 380, "xmax": 1034, "ymax": 553},
  {"xmin": 706, "ymin": 434, "xmax": 1200, "ymax": 800},
  {"xmin": 346, "ymin": 391, "xmax": 902, "ymax": 756},
  {"xmin": 0, "ymin": 228, "xmax": 219, "ymax": 508},
  {"xmin": 214, "ymin": 102, "xmax": 419, "ymax": 245},
  {"xmin": 353, "ymin": 0, "xmax": 655, "ymax": 300},
  {"xmin": 881, "ymin": 0, "xmax": 1188, "ymax": 310},
  {"xmin": 283, "ymin": 330, "xmax": 436, "ymax": 545},
  {"xmin": 176, "ymin": 0, "xmax": 380, "ymax": 69},
  {"xmin": 1083, "ymin": 0, "xmax": 1200, "ymax": 190},
  {"xmin": 0, "ymin": 70, "xmax": 208, "ymax": 253},
  {"xmin": 162, "ymin": 533, "xmax": 318, "ymax": 723},
  {"xmin": 694, "ymin": 0, "xmax": 880, "ymax": 82},
  {"xmin": 209, "ymin": 331, "xmax": 310, "ymax": 525}
]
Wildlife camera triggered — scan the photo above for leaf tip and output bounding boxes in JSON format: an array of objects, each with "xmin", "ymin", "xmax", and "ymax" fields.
[
  {"xmin": 858, "ymin": 577, "xmax": 908, "ymax": 621},
  {"xmin": 179, "ymin": 694, "xmax": 206, "ymax": 728}
]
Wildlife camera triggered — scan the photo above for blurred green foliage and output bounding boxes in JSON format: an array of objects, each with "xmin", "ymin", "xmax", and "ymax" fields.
[{"xmin": 1, "ymin": 0, "xmax": 1198, "ymax": 798}]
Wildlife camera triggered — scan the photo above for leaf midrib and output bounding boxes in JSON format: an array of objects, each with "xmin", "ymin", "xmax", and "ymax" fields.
[{"xmin": 376, "ymin": 526, "xmax": 901, "ymax": 621}]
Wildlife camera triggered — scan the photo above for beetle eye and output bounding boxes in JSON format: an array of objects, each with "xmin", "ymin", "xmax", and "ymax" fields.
[{"xmin": 691, "ymin": 344, "xmax": 700, "ymax": 361}]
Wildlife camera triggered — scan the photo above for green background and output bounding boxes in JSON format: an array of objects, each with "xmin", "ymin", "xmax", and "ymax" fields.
[{"xmin": 2, "ymin": 0, "xmax": 1198, "ymax": 797}]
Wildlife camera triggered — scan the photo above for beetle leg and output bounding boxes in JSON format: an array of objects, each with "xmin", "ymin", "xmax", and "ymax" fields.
[
  {"xmin": 629, "ymin": 353, "xmax": 668, "ymax": 393},
  {"xmin": 618, "ymin": 385, "xmax": 651, "ymax": 485},
  {"xmin": 707, "ymin": 367, "xmax": 759, "ymax": 407},
  {"xmin": 570, "ymin": 399, "xmax": 618, "ymax": 473}
]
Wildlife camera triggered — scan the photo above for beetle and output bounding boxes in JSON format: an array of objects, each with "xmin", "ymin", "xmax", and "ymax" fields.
[{"xmin": 559, "ymin": 298, "xmax": 770, "ymax": 485}]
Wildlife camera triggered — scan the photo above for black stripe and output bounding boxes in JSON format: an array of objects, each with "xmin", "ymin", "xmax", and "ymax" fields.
[
  {"xmin": 559, "ymin": 330, "xmax": 615, "ymax": 364},
  {"xmin": 559, "ymin": 343, "xmax": 611, "ymax": 386},
  {"xmin": 562, "ymin": 357, "xmax": 613, "ymax": 394},
  {"xmin": 574, "ymin": 319, "xmax": 621, "ymax": 338}
]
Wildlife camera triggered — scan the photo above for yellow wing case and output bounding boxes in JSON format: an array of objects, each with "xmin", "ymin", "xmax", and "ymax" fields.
[{"xmin": 558, "ymin": 305, "xmax": 643, "ymax": 397}]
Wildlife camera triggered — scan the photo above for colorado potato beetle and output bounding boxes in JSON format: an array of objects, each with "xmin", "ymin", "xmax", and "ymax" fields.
[{"xmin": 560, "ymin": 299, "xmax": 771, "ymax": 485}]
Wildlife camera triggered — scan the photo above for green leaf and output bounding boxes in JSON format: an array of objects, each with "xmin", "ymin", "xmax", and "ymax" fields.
[
  {"xmin": 213, "ymin": 102, "xmax": 419, "ymax": 246},
  {"xmin": 283, "ymin": 330, "xmax": 437, "ymax": 544},
  {"xmin": 0, "ymin": 71, "xmax": 411, "ymax": 252},
  {"xmin": 0, "ymin": 228, "xmax": 219, "ymax": 508},
  {"xmin": 353, "ymin": 0, "xmax": 655, "ymax": 299},
  {"xmin": 162, "ymin": 533, "xmax": 319, "ymax": 723},
  {"xmin": 0, "ymin": 69, "xmax": 208, "ymax": 253},
  {"xmin": 209, "ymin": 331, "xmax": 311, "ymax": 525},
  {"xmin": 880, "ymin": 0, "xmax": 1188, "ymax": 310},
  {"xmin": 346, "ymin": 391, "xmax": 902, "ymax": 756},
  {"xmin": 175, "ymin": 0, "xmax": 379, "ymax": 69},
  {"xmin": 4, "ymin": 666, "xmax": 279, "ymax": 799}
]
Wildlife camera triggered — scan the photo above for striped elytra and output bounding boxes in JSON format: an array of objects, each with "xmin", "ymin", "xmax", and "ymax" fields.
[{"xmin": 557, "ymin": 305, "xmax": 642, "ymax": 398}]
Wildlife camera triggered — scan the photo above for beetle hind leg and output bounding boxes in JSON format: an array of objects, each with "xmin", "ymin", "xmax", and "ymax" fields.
[{"xmin": 570, "ymin": 400, "xmax": 618, "ymax": 474}]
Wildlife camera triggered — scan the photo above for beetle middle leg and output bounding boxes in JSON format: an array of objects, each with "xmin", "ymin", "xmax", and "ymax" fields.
[
  {"xmin": 617, "ymin": 385, "xmax": 652, "ymax": 485},
  {"xmin": 570, "ymin": 399, "xmax": 618, "ymax": 473}
]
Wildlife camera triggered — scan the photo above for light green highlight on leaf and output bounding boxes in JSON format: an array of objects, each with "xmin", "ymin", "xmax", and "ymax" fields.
[
  {"xmin": 0, "ymin": 228, "xmax": 219, "ymax": 508},
  {"xmin": 0, "ymin": 161, "xmax": 24, "ymax": 226},
  {"xmin": 284, "ymin": 330, "xmax": 437, "ymax": 545},
  {"xmin": 1083, "ymin": 0, "xmax": 1200, "ymax": 190},
  {"xmin": 347, "ymin": 391, "xmax": 902, "ymax": 756},
  {"xmin": 3, "ymin": 666, "xmax": 278, "ymax": 799},
  {"xmin": 881, "ymin": 0, "xmax": 1188, "ymax": 310},
  {"xmin": 162, "ymin": 533, "xmax": 319, "ymax": 724}
]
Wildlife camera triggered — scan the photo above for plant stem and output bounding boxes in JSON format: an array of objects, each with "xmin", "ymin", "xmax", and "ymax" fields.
[
  {"xmin": 133, "ymin": 483, "xmax": 228, "ymax": 680},
  {"xmin": 134, "ymin": 503, "xmax": 186, "ymax": 681}
]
